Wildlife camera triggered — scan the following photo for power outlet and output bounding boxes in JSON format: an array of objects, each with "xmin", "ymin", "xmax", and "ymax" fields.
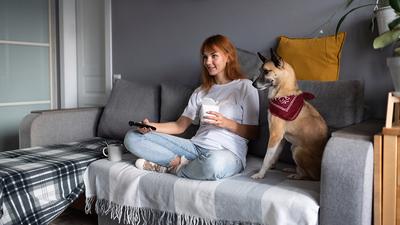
[{"xmin": 113, "ymin": 74, "xmax": 122, "ymax": 80}]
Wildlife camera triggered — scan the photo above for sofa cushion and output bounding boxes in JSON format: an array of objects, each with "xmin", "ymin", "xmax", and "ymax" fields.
[
  {"xmin": 248, "ymin": 80, "xmax": 364, "ymax": 162},
  {"xmin": 160, "ymin": 82, "xmax": 194, "ymax": 122},
  {"xmin": 277, "ymin": 33, "xmax": 346, "ymax": 81},
  {"xmin": 85, "ymin": 155, "xmax": 320, "ymax": 225},
  {"xmin": 160, "ymin": 82, "xmax": 197, "ymax": 138},
  {"xmin": 248, "ymin": 90, "xmax": 269, "ymax": 158},
  {"xmin": 235, "ymin": 49, "xmax": 269, "ymax": 157},
  {"xmin": 298, "ymin": 80, "xmax": 364, "ymax": 129},
  {"xmin": 237, "ymin": 48, "xmax": 263, "ymax": 79},
  {"xmin": 97, "ymin": 79, "xmax": 160, "ymax": 140}
]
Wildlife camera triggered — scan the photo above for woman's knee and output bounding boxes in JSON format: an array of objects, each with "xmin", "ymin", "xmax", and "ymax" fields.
[
  {"xmin": 178, "ymin": 152, "xmax": 242, "ymax": 180},
  {"xmin": 206, "ymin": 159, "xmax": 240, "ymax": 179},
  {"xmin": 124, "ymin": 130, "xmax": 144, "ymax": 154}
]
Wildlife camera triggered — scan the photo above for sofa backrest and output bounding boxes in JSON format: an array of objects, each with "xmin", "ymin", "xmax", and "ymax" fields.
[
  {"xmin": 298, "ymin": 80, "xmax": 364, "ymax": 128},
  {"xmin": 98, "ymin": 78, "xmax": 364, "ymax": 162},
  {"xmin": 236, "ymin": 49, "xmax": 365, "ymax": 159},
  {"xmin": 248, "ymin": 80, "xmax": 365, "ymax": 159},
  {"xmin": 97, "ymin": 79, "xmax": 160, "ymax": 140},
  {"xmin": 160, "ymin": 82, "xmax": 198, "ymax": 138}
]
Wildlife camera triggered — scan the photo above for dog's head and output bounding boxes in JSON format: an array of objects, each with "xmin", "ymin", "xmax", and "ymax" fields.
[{"xmin": 252, "ymin": 49, "xmax": 296, "ymax": 91}]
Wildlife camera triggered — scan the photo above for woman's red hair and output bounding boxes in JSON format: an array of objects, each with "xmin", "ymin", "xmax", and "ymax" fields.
[{"xmin": 200, "ymin": 34, "xmax": 245, "ymax": 91}]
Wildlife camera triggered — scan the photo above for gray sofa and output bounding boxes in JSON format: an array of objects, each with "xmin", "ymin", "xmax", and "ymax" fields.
[{"xmin": 19, "ymin": 77, "xmax": 382, "ymax": 225}]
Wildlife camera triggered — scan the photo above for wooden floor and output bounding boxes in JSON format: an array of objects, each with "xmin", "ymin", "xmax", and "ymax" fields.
[{"xmin": 50, "ymin": 208, "xmax": 97, "ymax": 225}]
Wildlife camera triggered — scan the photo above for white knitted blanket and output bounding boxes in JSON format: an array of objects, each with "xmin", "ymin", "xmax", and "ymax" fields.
[{"xmin": 84, "ymin": 154, "xmax": 319, "ymax": 225}]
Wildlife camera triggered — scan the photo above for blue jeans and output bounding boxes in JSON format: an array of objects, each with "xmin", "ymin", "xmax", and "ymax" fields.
[{"xmin": 124, "ymin": 130, "xmax": 243, "ymax": 180}]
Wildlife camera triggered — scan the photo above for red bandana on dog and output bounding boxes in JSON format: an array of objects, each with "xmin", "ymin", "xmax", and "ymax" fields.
[{"xmin": 269, "ymin": 92, "xmax": 315, "ymax": 121}]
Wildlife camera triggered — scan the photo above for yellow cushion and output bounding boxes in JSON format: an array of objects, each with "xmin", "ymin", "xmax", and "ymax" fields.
[{"xmin": 276, "ymin": 32, "xmax": 346, "ymax": 81}]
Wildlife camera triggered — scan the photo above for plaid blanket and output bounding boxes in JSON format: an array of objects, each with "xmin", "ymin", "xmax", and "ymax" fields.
[{"xmin": 0, "ymin": 138, "xmax": 115, "ymax": 225}]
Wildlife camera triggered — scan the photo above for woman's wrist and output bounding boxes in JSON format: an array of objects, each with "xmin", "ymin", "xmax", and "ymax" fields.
[{"xmin": 225, "ymin": 119, "xmax": 238, "ymax": 133}]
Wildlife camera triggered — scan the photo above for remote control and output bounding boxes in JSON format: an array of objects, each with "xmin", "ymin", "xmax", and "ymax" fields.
[{"xmin": 128, "ymin": 121, "xmax": 157, "ymax": 130}]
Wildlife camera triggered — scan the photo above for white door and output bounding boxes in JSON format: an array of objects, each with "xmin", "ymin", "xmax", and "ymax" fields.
[
  {"xmin": 59, "ymin": 0, "xmax": 112, "ymax": 108},
  {"xmin": 76, "ymin": 0, "xmax": 112, "ymax": 107},
  {"xmin": 0, "ymin": 0, "xmax": 56, "ymax": 151}
]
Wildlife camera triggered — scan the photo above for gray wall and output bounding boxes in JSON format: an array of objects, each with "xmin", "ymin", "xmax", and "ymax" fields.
[{"xmin": 112, "ymin": 0, "xmax": 392, "ymax": 119}]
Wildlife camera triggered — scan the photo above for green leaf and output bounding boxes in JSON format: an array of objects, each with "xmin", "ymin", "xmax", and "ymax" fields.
[
  {"xmin": 390, "ymin": 0, "xmax": 400, "ymax": 12},
  {"xmin": 394, "ymin": 47, "xmax": 400, "ymax": 56},
  {"xmin": 389, "ymin": 17, "xmax": 400, "ymax": 30},
  {"xmin": 335, "ymin": 4, "xmax": 378, "ymax": 36},
  {"xmin": 373, "ymin": 28, "xmax": 400, "ymax": 49}
]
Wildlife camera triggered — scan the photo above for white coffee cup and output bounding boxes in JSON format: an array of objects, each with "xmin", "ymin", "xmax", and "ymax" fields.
[
  {"xmin": 102, "ymin": 143, "xmax": 124, "ymax": 162},
  {"xmin": 201, "ymin": 98, "xmax": 219, "ymax": 122}
]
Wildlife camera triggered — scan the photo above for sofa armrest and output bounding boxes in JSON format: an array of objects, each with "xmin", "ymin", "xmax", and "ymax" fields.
[
  {"xmin": 319, "ymin": 136, "xmax": 373, "ymax": 225},
  {"xmin": 331, "ymin": 119, "xmax": 384, "ymax": 141},
  {"xmin": 19, "ymin": 107, "xmax": 103, "ymax": 148}
]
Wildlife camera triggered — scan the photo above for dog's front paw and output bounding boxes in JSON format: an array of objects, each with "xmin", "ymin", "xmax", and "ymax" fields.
[
  {"xmin": 282, "ymin": 167, "xmax": 296, "ymax": 173},
  {"xmin": 251, "ymin": 172, "xmax": 265, "ymax": 179},
  {"xmin": 287, "ymin": 173, "xmax": 304, "ymax": 180}
]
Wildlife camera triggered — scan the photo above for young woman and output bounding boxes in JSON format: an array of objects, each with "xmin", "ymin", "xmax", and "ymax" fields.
[{"xmin": 124, "ymin": 34, "xmax": 259, "ymax": 180}]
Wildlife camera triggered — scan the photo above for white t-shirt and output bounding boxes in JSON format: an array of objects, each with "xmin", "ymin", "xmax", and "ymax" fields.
[{"xmin": 181, "ymin": 79, "xmax": 259, "ymax": 168}]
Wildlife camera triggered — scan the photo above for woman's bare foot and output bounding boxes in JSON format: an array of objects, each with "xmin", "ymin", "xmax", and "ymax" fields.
[
  {"xmin": 135, "ymin": 158, "xmax": 168, "ymax": 173},
  {"xmin": 168, "ymin": 156, "xmax": 190, "ymax": 174},
  {"xmin": 169, "ymin": 156, "xmax": 181, "ymax": 168}
]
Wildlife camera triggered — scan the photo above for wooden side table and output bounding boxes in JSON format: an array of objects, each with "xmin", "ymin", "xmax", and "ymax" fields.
[{"xmin": 374, "ymin": 92, "xmax": 400, "ymax": 225}]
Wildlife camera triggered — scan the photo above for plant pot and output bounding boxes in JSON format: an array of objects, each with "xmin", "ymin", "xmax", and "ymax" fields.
[
  {"xmin": 375, "ymin": 6, "xmax": 398, "ymax": 35},
  {"xmin": 387, "ymin": 57, "xmax": 400, "ymax": 96}
]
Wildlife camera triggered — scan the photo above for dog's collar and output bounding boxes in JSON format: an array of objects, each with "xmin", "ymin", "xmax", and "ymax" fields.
[{"xmin": 269, "ymin": 92, "xmax": 315, "ymax": 121}]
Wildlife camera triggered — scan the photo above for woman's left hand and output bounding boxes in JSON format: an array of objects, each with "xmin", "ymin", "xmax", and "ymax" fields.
[
  {"xmin": 203, "ymin": 111, "xmax": 258, "ymax": 140},
  {"xmin": 203, "ymin": 111, "xmax": 234, "ymax": 129}
]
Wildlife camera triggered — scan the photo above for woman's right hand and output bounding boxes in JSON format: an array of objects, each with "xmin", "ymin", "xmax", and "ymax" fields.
[{"xmin": 137, "ymin": 118, "xmax": 153, "ymax": 134}]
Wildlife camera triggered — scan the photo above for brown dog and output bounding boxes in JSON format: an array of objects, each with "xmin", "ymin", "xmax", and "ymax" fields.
[{"xmin": 251, "ymin": 49, "xmax": 328, "ymax": 180}]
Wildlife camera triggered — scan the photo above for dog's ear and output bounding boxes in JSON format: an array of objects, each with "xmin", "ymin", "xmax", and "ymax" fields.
[
  {"xmin": 270, "ymin": 48, "xmax": 283, "ymax": 68},
  {"xmin": 257, "ymin": 52, "xmax": 267, "ymax": 63}
]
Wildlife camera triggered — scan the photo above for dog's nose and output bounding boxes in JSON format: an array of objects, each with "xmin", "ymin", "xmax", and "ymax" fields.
[{"xmin": 266, "ymin": 77, "xmax": 273, "ymax": 84}]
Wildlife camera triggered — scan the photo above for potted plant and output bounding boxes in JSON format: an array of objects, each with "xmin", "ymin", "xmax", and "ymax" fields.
[
  {"xmin": 337, "ymin": 0, "xmax": 397, "ymax": 35},
  {"xmin": 337, "ymin": 0, "xmax": 400, "ymax": 94},
  {"xmin": 375, "ymin": 0, "xmax": 398, "ymax": 34},
  {"xmin": 373, "ymin": 0, "xmax": 400, "ymax": 94}
]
